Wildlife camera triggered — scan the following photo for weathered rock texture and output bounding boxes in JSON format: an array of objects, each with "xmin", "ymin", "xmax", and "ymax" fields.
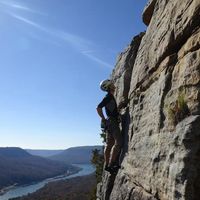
[{"xmin": 97, "ymin": 0, "xmax": 200, "ymax": 199}]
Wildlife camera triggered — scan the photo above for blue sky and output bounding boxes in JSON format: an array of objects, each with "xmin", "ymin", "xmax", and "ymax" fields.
[{"xmin": 0, "ymin": 0, "xmax": 147, "ymax": 149}]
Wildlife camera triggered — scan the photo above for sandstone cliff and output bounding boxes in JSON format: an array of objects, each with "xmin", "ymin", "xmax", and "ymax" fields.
[{"xmin": 97, "ymin": 0, "xmax": 200, "ymax": 199}]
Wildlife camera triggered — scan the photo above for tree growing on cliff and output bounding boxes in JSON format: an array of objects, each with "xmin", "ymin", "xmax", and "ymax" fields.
[
  {"xmin": 89, "ymin": 148, "xmax": 104, "ymax": 200},
  {"xmin": 91, "ymin": 148, "xmax": 104, "ymax": 183}
]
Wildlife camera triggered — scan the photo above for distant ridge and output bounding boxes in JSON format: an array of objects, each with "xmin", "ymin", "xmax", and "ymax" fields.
[
  {"xmin": 26, "ymin": 149, "xmax": 64, "ymax": 157},
  {"xmin": 0, "ymin": 147, "xmax": 30, "ymax": 158},
  {"xmin": 49, "ymin": 145, "xmax": 103, "ymax": 164}
]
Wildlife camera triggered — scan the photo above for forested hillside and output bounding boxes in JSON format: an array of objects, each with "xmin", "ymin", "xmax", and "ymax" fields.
[
  {"xmin": 0, "ymin": 147, "xmax": 77, "ymax": 190},
  {"xmin": 49, "ymin": 146, "xmax": 102, "ymax": 164},
  {"xmin": 11, "ymin": 174, "xmax": 96, "ymax": 200}
]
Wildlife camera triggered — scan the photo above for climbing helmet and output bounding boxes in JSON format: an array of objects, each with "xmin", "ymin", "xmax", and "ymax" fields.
[{"xmin": 100, "ymin": 79, "xmax": 112, "ymax": 92}]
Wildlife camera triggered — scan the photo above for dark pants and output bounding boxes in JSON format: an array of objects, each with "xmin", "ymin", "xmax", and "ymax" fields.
[{"xmin": 104, "ymin": 117, "xmax": 122, "ymax": 166}]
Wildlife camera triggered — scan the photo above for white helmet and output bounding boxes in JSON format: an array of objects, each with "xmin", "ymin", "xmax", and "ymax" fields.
[{"xmin": 100, "ymin": 79, "xmax": 112, "ymax": 91}]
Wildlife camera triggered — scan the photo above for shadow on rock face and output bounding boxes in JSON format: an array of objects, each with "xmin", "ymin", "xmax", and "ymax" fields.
[
  {"xmin": 119, "ymin": 107, "xmax": 131, "ymax": 165},
  {"xmin": 103, "ymin": 172, "xmax": 117, "ymax": 200}
]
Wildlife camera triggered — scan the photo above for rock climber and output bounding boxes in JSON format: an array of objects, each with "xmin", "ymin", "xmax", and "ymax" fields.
[{"xmin": 96, "ymin": 79, "xmax": 122, "ymax": 173}]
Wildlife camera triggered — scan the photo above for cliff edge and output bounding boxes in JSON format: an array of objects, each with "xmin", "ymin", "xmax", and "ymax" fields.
[{"xmin": 97, "ymin": 0, "xmax": 200, "ymax": 199}]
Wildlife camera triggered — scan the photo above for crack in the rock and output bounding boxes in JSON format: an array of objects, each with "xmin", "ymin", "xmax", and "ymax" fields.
[{"xmin": 159, "ymin": 62, "xmax": 176, "ymax": 129}]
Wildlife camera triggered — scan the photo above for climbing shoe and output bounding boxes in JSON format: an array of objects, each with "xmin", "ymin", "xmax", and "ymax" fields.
[
  {"xmin": 110, "ymin": 165, "xmax": 120, "ymax": 174},
  {"xmin": 104, "ymin": 165, "xmax": 120, "ymax": 174},
  {"xmin": 111, "ymin": 165, "xmax": 121, "ymax": 171},
  {"xmin": 104, "ymin": 166, "xmax": 113, "ymax": 173}
]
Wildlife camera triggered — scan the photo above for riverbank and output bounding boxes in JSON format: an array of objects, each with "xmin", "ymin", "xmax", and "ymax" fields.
[
  {"xmin": 0, "ymin": 185, "xmax": 17, "ymax": 196},
  {"xmin": 0, "ymin": 164, "xmax": 94, "ymax": 200},
  {"xmin": 10, "ymin": 173, "xmax": 96, "ymax": 200},
  {"xmin": 0, "ymin": 168, "xmax": 80, "ymax": 196}
]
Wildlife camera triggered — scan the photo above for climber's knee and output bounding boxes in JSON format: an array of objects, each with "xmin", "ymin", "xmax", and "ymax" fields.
[
  {"xmin": 104, "ymin": 143, "xmax": 112, "ymax": 154},
  {"xmin": 105, "ymin": 133, "xmax": 114, "ymax": 150},
  {"xmin": 115, "ymin": 136, "xmax": 123, "ymax": 148},
  {"xmin": 113, "ymin": 143, "xmax": 122, "ymax": 153}
]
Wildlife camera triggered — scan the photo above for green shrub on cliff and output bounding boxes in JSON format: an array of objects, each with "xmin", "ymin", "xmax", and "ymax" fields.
[{"xmin": 167, "ymin": 91, "xmax": 190, "ymax": 127}]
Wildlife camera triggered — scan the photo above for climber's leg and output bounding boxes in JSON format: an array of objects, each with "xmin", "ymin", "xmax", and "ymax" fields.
[
  {"xmin": 109, "ymin": 119, "xmax": 122, "ymax": 166},
  {"xmin": 104, "ymin": 132, "xmax": 114, "ymax": 167}
]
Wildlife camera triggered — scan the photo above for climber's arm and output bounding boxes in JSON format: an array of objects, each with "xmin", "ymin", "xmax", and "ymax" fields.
[{"xmin": 96, "ymin": 107, "xmax": 106, "ymax": 120}]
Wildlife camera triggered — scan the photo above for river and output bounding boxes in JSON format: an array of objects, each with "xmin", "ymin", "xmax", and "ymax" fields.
[{"xmin": 0, "ymin": 164, "xmax": 95, "ymax": 200}]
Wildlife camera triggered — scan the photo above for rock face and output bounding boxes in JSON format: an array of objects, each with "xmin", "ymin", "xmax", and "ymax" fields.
[{"xmin": 97, "ymin": 0, "xmax": 200, "ymax": 200}]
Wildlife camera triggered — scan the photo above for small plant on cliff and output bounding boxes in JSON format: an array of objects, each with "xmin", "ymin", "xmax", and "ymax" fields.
[{"xmin": 167, "ymin": 91, "xmax": 190, "ymax": 127}]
